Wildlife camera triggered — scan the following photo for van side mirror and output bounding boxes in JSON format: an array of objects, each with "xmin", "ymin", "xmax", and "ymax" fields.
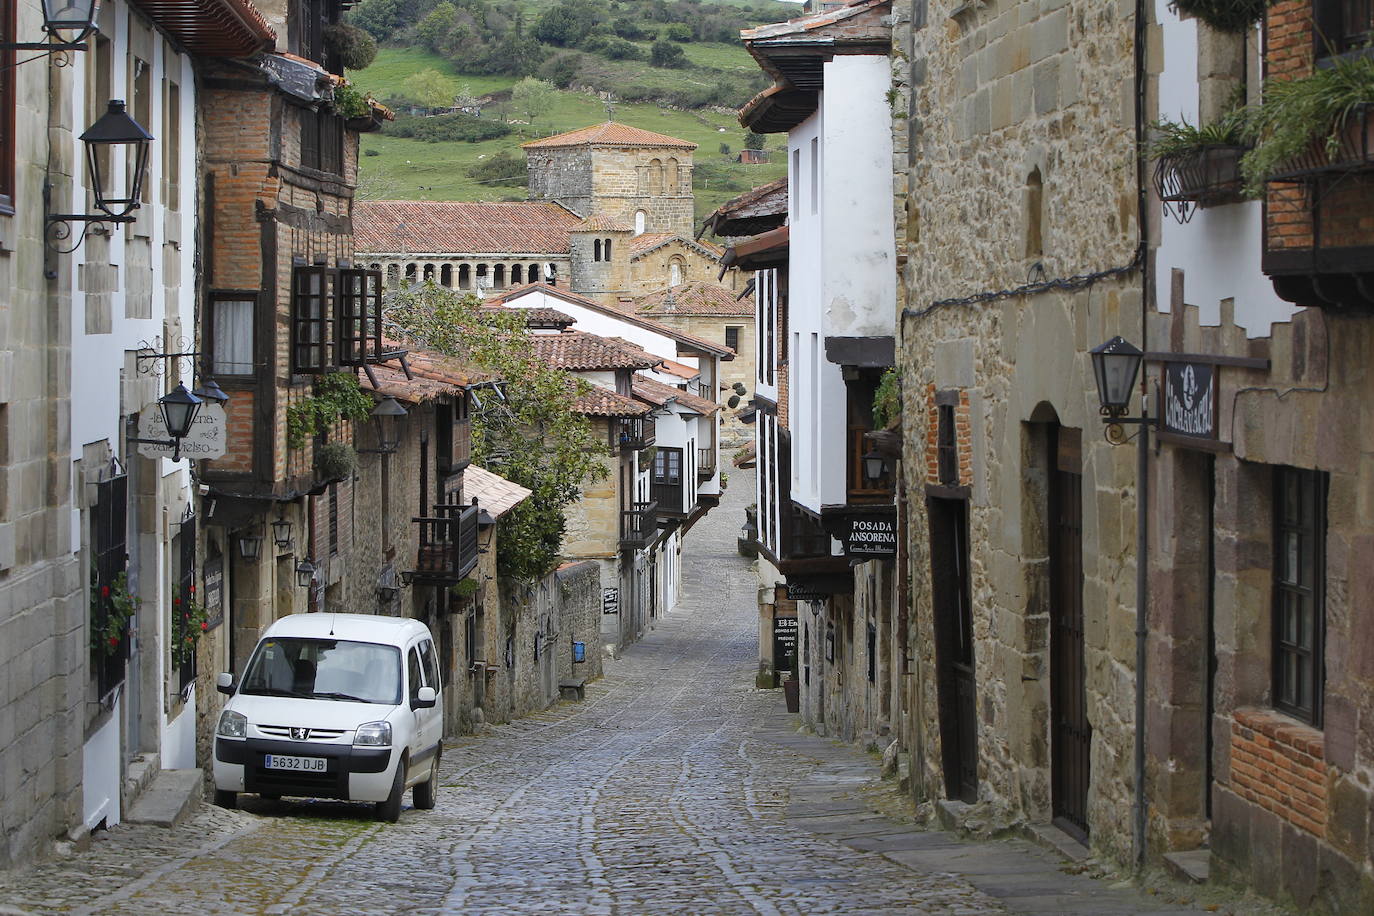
[
  {"xmin": 411, "ymin": 686, "xmax": 437, "ymax": 710},
  {"xmin": 216, "ymin": 672, "xmax": 236, "ymax": 696}
]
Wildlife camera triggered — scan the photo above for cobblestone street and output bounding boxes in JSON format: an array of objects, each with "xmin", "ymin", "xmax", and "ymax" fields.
[{"xmin": 0, "ymin": 473, "xmax": 1241, "ymax": 915}]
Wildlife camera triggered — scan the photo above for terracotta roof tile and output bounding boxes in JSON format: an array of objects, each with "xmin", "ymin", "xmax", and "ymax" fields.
[
  {"xmin": 463, "ymin": 465, "xmax": 532, "ymax": 519},
  {"xmin": 522, "ymin": 121, "xmax": 696, "ymax": 151},
  {"xmin": 355, "ymin": 200, "xmax": 582, "ymax": 255},
  {"xmin": 636, "ymin": 283, "xmax": 754, "ymax": 318},
  {"xmin": 656, "ymin": 358, "xmax": 700, "ymax": 381},
  {"xmin": 573, "ymin": 215, "xmax": 635, "ymax": 232},
  {"xmin": 627, "ymin": 233, "xmax": 723, "ymax": 259},
  {"xmin": 530, "ymin": 331, "xmax": 662, "ymax": 371},
  {"xmin": 633, "ymin": 376, "xmax": 720, "ymax": 416},
  {"xmin": 480, "ymin": 303, "xmax": 575, "ymax": 329},
  {"xmin": 575, "ymin": 385, "xmax": 653, "ymax": 418}
]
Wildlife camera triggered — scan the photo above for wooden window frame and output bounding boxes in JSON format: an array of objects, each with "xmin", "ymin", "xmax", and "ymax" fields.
[
  {"xmin": 291, "ymin": 265, "xmax": 336, "ymax": 374},
  {"xmin": 337, "ymin": 268, "xmax": 383, "ymax": 366},
  {"xmin": 725, "ymin": 325, "xmax": 741, "ymax": 353},
  {"xmin": 1314, "ymin": 1, "xmax": 1373, "ymax": 59},
  {"xmin": 207, "ymin": 290, "xmax": 258, "ymax": 378},
  {"xmin": 1272, "ymin": 467, "xmax": 1327, "ymax": 726}
]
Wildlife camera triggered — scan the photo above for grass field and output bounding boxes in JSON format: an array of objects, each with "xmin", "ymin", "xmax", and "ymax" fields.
[{"xmin": 355, "ymin": 48, "xmax": 787, "ymax": 223}]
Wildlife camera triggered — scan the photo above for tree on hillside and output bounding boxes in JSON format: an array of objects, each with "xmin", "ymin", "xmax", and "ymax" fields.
[
  {"xmin": 512, "ymin": 77, "xmax": 557, "ymax": 127},
  {"xmin": 414, "ymin": 2, "xmax": 458, "ymax": 53},
  {"xmin": 533, "ymin": 0, "xmax": 602, "ymax": 47},
  {"xmin": 743, "ymin": 131, "xmax": 767, "ymax": 151},
  {"xmin": 384, "ymin": 286, "xmax": 609, "ymax": 581},
  {"xmin": 402, "ymin": 69, "xmax": 455, "ymax": 109},
  {"xmin": 650, "ymin": 40, "xmax": 687, "ymax": 69}
]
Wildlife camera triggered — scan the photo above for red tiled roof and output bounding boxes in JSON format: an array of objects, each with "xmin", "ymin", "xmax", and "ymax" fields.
[
  {"xmin": 575, "ymin": 386, "xmax": 653, "ymax": 418},
  {"xmin": 633, "ymin": 376, "xmax": 720, "ymax": 417},
  {"xmin": 657, "ymin": 358, "xmax": 700, "ymax": 381},
  {"xmin": 636, "ymin": 283, "xmax": 754, "ymax": 318},
  {"xmin": 522, "ymin": 121, "xmax": 696, "ymax": 151},
  {"xmin": 573, "ymin": 215, "xmax": 635, "ymax": 232},
  {"xmin": 480, "ymin": 304, "xmax": 575, "ymax": 329},
  {"xmin": 354, "ymin": 200, "xmax": 582, "ymax": 255},
  {"xmin": 463, "ymin": 465, "xmax": 531, "ymax": 519},
  {"xmin": 627, "ymin": 233, "xmax": 723, "ymax": 260},
  {"xmin": 531, "ymin": 331, "xmax": 663, "ymax": 371}
]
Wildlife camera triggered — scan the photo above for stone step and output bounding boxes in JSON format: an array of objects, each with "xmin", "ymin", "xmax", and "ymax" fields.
[
  {"xmin": 1162, "ymin": 849, "xmax": 1210, "ymax": 884},
  {"xmin": 123, "ymin": 769, "xmax": 203, "ymax": 828}
]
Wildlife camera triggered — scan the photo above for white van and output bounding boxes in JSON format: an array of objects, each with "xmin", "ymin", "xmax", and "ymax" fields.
[{"xmin": 211, "ymin": 613, "xmax": 443, "ymax": 822}]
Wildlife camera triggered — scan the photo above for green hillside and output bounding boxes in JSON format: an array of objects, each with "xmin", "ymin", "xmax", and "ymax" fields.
[{"xmin": 354, "ymin": 48, "xmax": 788, "ymax": 223}]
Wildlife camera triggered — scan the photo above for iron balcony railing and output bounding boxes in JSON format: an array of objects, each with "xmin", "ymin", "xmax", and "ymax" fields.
[
  {"xmin": 615, "ymin": 415, "xmax": 656, "ymax": 451},
  {"xmin": 411, "ymin": 500, "xmax": 480, "ymax": 582},
  {"xmin": 620, "ymin": 501, "xmax": 657, "ymax": 549},
  {"xmin": 697, "ymin": 446, "xmax": 716, "ymax": 481}
]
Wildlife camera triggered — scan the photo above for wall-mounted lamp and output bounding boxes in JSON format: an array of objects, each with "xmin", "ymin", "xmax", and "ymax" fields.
[
  {"xmin": 128, "ymin": 383, "xmax": 202, "ymax": 460},
  {"xmin": 358, "ymin": 396, "xmax": 406, "ymax": 455},
  {"xmin": 0, "ymin": 0, "xmax": 100, "ymax": 53},
  {"xmin": 295, "ymin": 558, "xmax": 317, "ymax": 588},
  {"xmin": 193, "ymin": 378, "xmax": 230, "ymax": 405},
  {"xmin": 47, "ymin": 100, "xmax": 154, "ymax": 252},
  {"xmin": 1090, "ymin": 336, "xmax": 1154, "ymax": 445},
  {"xmin": 862, "ymin": 448, "xmax": 889, "ymax": 484},
  {"xmin": 237, "ymin": 530, "xmax": 263, "ymax": 563},
  {"xmin": 271, "ymin": 516, "xmax": 293, "ymax": 549}
]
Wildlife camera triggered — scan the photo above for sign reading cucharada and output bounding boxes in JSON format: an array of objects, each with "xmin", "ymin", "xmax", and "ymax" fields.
[
  {"xmin": 1163, "ymin": 361, "xmax": 1216, "ymax": 440},
  {"xmin": 842, "ymin": 510, "xmax": 897, "ymax": 559}
]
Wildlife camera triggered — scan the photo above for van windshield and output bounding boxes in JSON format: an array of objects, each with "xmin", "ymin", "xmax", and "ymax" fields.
[{"xmin": 240, "ymin": 638, "xmax": 402, "ymax": 705}]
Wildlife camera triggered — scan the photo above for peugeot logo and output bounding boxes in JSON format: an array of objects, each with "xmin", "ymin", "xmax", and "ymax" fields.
[{"xmin": 290, "ymin": 727, "xmax": 309, "ymax": 741}]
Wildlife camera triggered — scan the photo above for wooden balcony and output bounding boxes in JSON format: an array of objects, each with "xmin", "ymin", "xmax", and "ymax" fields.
[
  {"xmin": 411, "ymin": 501, "xmax": 480, "ymax": 583},
  {"xmin": 784, "ymin": 504, "xmax": 831, "ymax": 560},
  {"xmin": 620, "ymin": 501, "xmax": 658, "ymax": 549},
  {"xmin": 697, "ymin": 446, "xmax": 716, "ymax": 481},
  {"xmin": 651, "ymin": 480, "xmax": 684, "ymax": 515},
  {"xmin": 615, "ymin": 416, "xmax": 656, "ymax": 452}
]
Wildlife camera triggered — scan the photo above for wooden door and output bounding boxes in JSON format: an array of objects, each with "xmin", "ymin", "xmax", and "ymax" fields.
[
  {"xmin": 929, "ymin": 496, "xmax": 978, "ymax": 803},
  {"xmin": 1050, "ymin": 427, "xmax": 1090, "ymax": 840}
]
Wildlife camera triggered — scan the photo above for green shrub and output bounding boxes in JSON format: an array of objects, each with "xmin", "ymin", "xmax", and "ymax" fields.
[
  {"xmin": 1169, "ymin": 0, "xmax": 1272, "ymax": 32},
  {"xmin": 663, "ymin": 23, "xmax": 692, "ymax": 42},
  {"xmin": 650, "ymin": 40, "xmax": 688, "ymax": 69},
  {"xmin": 583, "ymin": 34, "xmax": 642, "ymax": 60},
  {"xmin": 332, "ymin": 83, "xmax": 371, "ymax": 119},
  {"xmin": 467, "ymin": 150, "xmax": 526, "ymax": 186},
  {"xmin": 384, "ymin": 112, "xmax": 512, "ymax": 143}
]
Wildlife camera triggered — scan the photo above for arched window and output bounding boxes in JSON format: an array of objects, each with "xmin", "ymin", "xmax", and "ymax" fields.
[
  {"xmin": 530, "ymin": 263, "xmax": 541, "ymax": 284},
  {"xmin": 669, "ymin": 257, "xmax": 683, "ymax": 286},
  {"xmin": 459, "ymin": 264, "xmax": 471, "ymax": 290},
  {"xmin": 635, "ymin": 210, "xmax": 647, "ymax": 235},
  {"xmin": 594, "ymin": 238, "xmax": 602, "ymax": 262},
  {"xmin": 387, "ymin": 264, "xmax": 400, "ymax": 287},
  {"xmin": 404, "ymin": 263, "xmax": 417, "ymax": 285},
  {"xmin": 648, "ymin": 158, "xmax": 663, "ymax": 195},
  {"xmin": 604, "ymin": 238, "xmax": 612, "ymax": 260},
  {"xmin": 494, "ymin": 264, "xmax": 506, "ymax": 288},
  {"xmin": 666, "ymin": 157, "xmax": 679, "ymax": 193},
  {"xmin": 423, "ymin": 263, "xmax": 435, "ymax": 281},
  {"xmin": 511, "ymin": 263, "xmax": 523, "ymax": 285},
  {"xmin": 440, "ymin": 264, "xmax": 452, "ymax": 287},
  {"xmin": 476, "ymin": 263, "xmax": 489, "ymax": 289}
]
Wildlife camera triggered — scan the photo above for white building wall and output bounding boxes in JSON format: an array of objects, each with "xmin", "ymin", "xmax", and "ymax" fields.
[{"xmin": 1153, "ymin": 4, "xmax": 1297, "ymax": 337}]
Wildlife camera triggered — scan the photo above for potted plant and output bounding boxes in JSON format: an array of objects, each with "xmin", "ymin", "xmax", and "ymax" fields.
[
  {"xmin": 1168, "ymin": 0, "xmax": 1271, "ymax": 33},
  {"xmin": 1241, "ymin": 53, "xmax": 1374, "ymax": 194},
  {"xmin": 1149, "ymin": 108, "xmax": 1250, "ymax": 216},
  {"xmin": 170, "ymin": 586, "xmax": 210, "ymax": 667}
]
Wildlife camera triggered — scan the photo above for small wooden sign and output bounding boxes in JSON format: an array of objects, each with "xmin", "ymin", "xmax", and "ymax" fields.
[{"xmin": 1162, "ymin": 361, "xmax": 1217, "ymax": 440}]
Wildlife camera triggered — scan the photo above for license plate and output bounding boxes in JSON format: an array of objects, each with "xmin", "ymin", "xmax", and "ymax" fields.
[{"xmin": 264, "ymin": 754, "xmax": 327, "ymax": 772}]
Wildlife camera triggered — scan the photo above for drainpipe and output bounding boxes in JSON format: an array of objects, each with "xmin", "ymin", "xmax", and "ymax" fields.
[{"xmin": 1133, "ymin": 0, "xmax": 1151, "ymax": 871}]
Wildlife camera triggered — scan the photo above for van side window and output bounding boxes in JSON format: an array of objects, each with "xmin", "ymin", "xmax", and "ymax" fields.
[
  {"xmin": 419, "ymin": 639, "xmax": 440, "ymax": 691},
  {"xmin": 408, "ymin": 647, "xmax": 423, "ymax": 701}
]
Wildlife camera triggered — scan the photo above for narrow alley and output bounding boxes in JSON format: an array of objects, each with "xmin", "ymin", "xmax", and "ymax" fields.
[{"xmin": 0, "ymin": 474, "xmax": 1243, "ymax": 915}]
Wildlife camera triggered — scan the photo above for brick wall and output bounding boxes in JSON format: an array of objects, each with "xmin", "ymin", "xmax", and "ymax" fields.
[
  {"xmin": 922, "ymin": 384, "xmax": 971, "ymax": 487},
  {"xmin": 1229, "ymin": 707, "xmax": 1328, "ymax": 838}
]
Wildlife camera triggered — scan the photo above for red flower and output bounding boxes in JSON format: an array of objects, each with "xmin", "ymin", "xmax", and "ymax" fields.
[
  {"xmin": 189, "ymin": 585, "xmax": 196, "ymax": 594},
  {"xmin": 108, "ymin": 636, "xmax": 119, "ymax": 647},
  {"xmin": 101, "ymin": 586, "xmax": 110, "ymax": 598},
  {"xmin": 201, "ymin": 621, "xmax": 208, "ymax": 631},
  {"xmin": 173, "ymin": 597, "xmax": 181, "ymax": 606}
]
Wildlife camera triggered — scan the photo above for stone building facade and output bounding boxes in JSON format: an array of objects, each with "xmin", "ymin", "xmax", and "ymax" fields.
[{"xmin": 892, "ymin": 0, "xmax": 1143, "ymax": 861}]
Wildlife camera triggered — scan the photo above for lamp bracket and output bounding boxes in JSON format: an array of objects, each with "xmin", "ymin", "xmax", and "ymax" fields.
[
  {"xmin": 134, "ymin": 336, "xmax": 200, "ymax": 377},
  {"xmin": 44, "ymin": 214, "xmax": 126, "ymax": 254}
]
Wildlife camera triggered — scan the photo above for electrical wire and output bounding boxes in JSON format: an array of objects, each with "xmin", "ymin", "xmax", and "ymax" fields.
[{"xmin": 900, "ymin": 243, "xmax": 1146, "ymax": 321}]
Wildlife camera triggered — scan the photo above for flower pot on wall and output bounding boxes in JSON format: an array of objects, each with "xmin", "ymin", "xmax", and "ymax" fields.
[
  {"xmin": 315, "ymin": 442, "xmax": 358, "ymax": 482},
  {"xmin": 1154, "ymin": 144, "xmax": 1248, "ymax": 221},
  {"xmin": 1268, "ymin": 104, "xmax": 1374, "ymax": 182}
]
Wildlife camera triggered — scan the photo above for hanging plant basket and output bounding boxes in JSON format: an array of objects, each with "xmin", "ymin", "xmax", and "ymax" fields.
[
  {"xmin": 1153, "ymin": 144, "xmax": 1249, "ymax": 221},
  {"xmin": 316, "ymin": 441, "xmax": 358, "ymax": 481},
  {"xmin": 1266, "ymin": 104, "xmax": 1374, "ymax": 183},
  {"xmin": 1169, "ymin": 0, "xmax": 1271, "ymax": 32}
]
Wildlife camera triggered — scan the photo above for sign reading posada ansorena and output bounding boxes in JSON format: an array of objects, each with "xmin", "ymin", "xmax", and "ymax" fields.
[{"xmin": 841, "ymin": 510, "xmax": 897, "ymax": 559}]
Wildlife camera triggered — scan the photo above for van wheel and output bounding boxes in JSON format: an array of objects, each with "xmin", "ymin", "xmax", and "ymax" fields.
[
  {"xmin": 376, "ymin": 755, "xmax": 406, "ymax": 823},
  {"xmin": 213, "ymin": 790, "xmax": 237, "ymax": 810},
  {"xmin": 413, "ymin": 753, "xmax": 439, "ymax": 810}
]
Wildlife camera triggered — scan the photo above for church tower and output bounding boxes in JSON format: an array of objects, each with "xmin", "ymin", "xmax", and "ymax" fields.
[{"xmin": 523, "ymin": 122, "xmax": 697, "ymax": 238}]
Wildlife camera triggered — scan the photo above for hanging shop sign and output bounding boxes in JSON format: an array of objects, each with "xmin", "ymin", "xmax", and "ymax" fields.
[
  {"xmin": 136, "ymin": 402, "xmax": 228, "ymax": 460},
  {"xmin": 840, "ymin": 509, "xmax": 898, "ymax": 559},
  {"xmin": 602, "ymin": 587, "xmax": 619, "ymax": 615},
  {"xmin": 772, "ymin": 616, "xmax": 799, "ymax": 678},
  {"xmin": 1162, "ymin": 361, "xmax": 1216, "ymax": 440},
  {"xmin": 786, "ymin": 582, "xmax": 829, "ymax": 602},
  {"xmin": 203, "ymin": 555, "xmax": 224, "ymax": 631}
]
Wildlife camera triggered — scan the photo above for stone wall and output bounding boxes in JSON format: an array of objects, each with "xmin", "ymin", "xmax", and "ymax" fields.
[
  {"xmin": 0, "ymin": 0, "xmax": 87, "ymax": 865},
  {"xmin": 893, "ymin": 0, "xmax": 1144, "ymax": 862}
]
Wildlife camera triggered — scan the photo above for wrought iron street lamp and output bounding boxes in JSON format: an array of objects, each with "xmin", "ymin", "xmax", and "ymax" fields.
[
  {"xmin": 129, "ymin": 383, "xmax": 202, "ymax": 460},
  {"xmin": 295, "ymin": 558, "xmax": 317, "ymax": 588},
  {"xmin": 363, "ymin": 396, "xmax": 406, "ymax": 454},
  {"xmin": 82, "ymin": 100, "xmax": 153, "ymax": 219},
  {"xmin": 237, "ymin": 530, "xmax": 263, "ymax": 563},
  {"xmin": 193, "ymin": 378, "xmax": 230, "ymax": 405},
  {"xmin": 862, "ymin": 448, "xmax": 888, "ymax": 484},
  {"xmin": 1090, "ymin": 335, "xmax": 1143, "ymax": 419},
  {"xmin": 271, "ymin": 517, "xmax": 294, "ymax": 550},
  {"xmin": 0, "ymin": 0, "xmax": 100, "ymax": 52}
]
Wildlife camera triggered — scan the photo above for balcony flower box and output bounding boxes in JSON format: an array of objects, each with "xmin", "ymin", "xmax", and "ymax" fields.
[{"xmin": 1154, "ymin": 144, "xmax": 1248, "ymax": 210}]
